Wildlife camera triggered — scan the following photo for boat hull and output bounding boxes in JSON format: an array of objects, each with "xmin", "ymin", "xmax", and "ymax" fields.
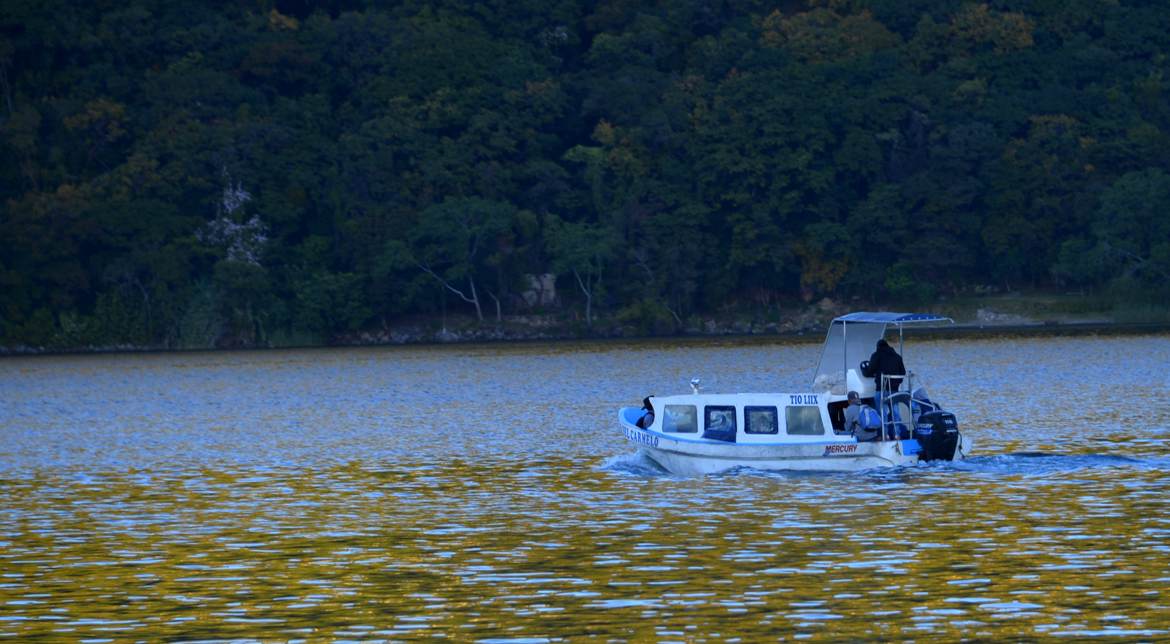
[{"xmin": 619, "ymin": 409, "xmax": 969, "ymax": 476}]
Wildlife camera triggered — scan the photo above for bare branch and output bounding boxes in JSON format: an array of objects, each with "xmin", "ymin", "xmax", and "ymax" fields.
[
  {"xmin": 1106, "ymin": 243, "xmax": 1170, "ymax": 281},
  {"xmin": 573, "ymin": 268, "xmax": 591, "ymax": 297},
  {"xmin": 573, "ymin": 269, "xmax": 594, "ymax": 326},
  {"xmin": 629, "ymin": 252, "xmax": 681, "ymax": 324},
  {"xmin": 415, "ymin": 262, "xmax": 477, "ymax": 305},
  {"xmin": 633, "ymin": 249, "xmax": 655, "ymax": 282}
]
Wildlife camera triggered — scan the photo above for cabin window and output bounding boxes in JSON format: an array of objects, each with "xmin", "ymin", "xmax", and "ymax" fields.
[
  {"xmin": 785, "ymin": 406, "xmax": 825, "ymax": 435},
  {"xmin": 705, "ymin": 406, "xmax": 736, "ymax": 432},
  {"xmin": 703, "ymin": 405, "xmax": 737, "ymax": 442},
  {"xmin": 662, "ymin": 405, "xmax": 697, "ymax": 433},
  {"xmin": 744, "ymin": 406, "xmax": 778, "ymax": 434}
]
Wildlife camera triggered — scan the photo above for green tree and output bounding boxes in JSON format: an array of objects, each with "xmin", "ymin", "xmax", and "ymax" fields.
[
  {"xmin": 404, "ymin": 197, "xmax": 523, "ymax": 322},
  {"xmin": 1092, "ymin": 168, "xmax": 1170, "ymax": 283},
  {"xmin": 545, "ymin": 214, "xmax": 617, "ymax": 326}
]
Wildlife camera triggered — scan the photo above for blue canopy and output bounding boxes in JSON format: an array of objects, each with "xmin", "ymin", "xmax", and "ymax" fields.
[{"xmin": 832, "ymin": 312, "xmax": 953, "ymax": 325}]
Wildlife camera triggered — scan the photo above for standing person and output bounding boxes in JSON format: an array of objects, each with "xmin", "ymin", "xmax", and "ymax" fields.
[{"xmin": 861, "ymin": 339, "xmax": 905, "ymax": 426}]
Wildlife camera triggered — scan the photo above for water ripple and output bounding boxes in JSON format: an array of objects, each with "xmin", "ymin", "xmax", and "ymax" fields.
[{"xmin": 0, "ymin": 335, "xmax": 1168, "ymax": 639}]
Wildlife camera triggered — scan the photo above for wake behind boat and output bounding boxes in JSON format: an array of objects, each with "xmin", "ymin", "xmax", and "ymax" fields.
[{"xmin": 617, "ymin": 312, "xmax": 971, "ymax": 475}]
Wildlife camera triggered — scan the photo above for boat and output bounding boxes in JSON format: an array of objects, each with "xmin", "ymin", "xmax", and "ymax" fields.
[{"xmin": 616, "ymin": 312, "xmax": 971, "ymax": 475}]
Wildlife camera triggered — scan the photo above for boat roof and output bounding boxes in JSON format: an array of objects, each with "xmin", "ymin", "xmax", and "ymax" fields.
[{"xmin": 832, "ymin": 312, "xmax": 953, "ymax": 325}]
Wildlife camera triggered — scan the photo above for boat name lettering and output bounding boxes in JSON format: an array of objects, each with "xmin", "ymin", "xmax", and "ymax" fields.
[
  {"xmin": 624, "ymin": 427, "xmax": 659, "ymax": 448},
  {"xmin": 789, "ymin": 394, "xmax": 818, "ymax": 405},
  {"xmin": 823, "ymin": 444, "xmax": 858, "ymax": 455}
]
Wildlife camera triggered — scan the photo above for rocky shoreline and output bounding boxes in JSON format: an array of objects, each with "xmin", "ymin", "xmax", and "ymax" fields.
[
  {"xmin": 2, "ymin": 304, "xmax": 1167, "ymax": 356},
  {"xmin": 340, "ymin": 312, "xmax": 1165, "ymax": 347}
]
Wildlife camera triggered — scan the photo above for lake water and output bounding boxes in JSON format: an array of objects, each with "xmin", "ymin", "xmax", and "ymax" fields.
[{"xmin": 2, "ymin": 334, "xmax": 1169, "ymax": 640}]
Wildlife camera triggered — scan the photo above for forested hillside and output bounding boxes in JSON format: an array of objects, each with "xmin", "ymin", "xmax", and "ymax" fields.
[{"xmin": 2, "ymin": 1, "xmax": 1169, "ymax": 348}]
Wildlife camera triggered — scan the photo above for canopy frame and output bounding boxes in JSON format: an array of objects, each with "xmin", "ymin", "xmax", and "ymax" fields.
[{"xmin": 812, "ymin": 311, "xmax": 953, "ymax": 396}]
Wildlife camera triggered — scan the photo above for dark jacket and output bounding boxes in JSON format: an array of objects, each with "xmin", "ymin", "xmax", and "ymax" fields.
[{"xmin": 863, "ymin": 342, "xmax": 906, "ymax": 392}]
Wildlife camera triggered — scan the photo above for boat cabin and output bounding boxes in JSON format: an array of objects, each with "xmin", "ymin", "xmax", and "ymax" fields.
[{"xmin": 638, "ymin": 393, "xmax": 837, "ymax": 444}]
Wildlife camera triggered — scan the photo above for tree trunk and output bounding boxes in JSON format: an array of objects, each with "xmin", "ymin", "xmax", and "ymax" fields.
[
  {"xmin": 134, "ymin": 278, "xmax": 152, "ymax": 340},
  {"xmin": 468, "ymin": 278, "xmax": 483, "ymax": 321},
  {"xmin": 574, "ymin": 269, "xmax": 593, "ymax": 327},
  {"xmin": 488, "ymin": 291, "xmax": 502, "ymax": 322}
]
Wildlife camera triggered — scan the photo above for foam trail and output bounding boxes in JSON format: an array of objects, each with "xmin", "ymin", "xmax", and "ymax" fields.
[
  {"xmin": 949, "ymin": 452, "xmax": 1166, "ymax": 475},
  {"xmin": 600, "ymin": 451, "xmax": 668, "ymax": 476}
]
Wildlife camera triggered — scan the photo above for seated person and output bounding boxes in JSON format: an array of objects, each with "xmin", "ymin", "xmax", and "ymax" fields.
[
  {"xmin": 843, "ymin": 391, "xmax": 863, "ymax": 433},
  {"xmin": 635, "ymin": 396, "xmax": 655, "ymax": 429},
  {"xmin": 844, "ymin": 390, "xmax": 882, "ymax": 441}
]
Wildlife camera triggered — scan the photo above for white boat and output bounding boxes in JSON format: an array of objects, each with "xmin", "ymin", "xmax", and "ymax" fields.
[{"xmin": 617, "ymin": 312, "xmax": 971, "ymax": 475}]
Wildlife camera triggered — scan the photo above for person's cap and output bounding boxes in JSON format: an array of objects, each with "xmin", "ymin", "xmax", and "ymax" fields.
[
  {"xmin": 847, "ymin": 391, "xmax": 859, "ymax": 402},
  {"xmin": 877, "ymin": 339, "xmax": 889, "ymax": 348}
]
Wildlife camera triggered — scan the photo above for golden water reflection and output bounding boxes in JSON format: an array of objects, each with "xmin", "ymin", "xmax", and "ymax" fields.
[{"xmin": 1, "ymin": 335, "xmax": 1169, "ymax": 639}]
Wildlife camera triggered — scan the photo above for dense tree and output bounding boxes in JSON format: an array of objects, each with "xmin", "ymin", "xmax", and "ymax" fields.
[
  {"xmin": 1092, "ymin": 168, "xmax": 1170, "ymax": 282},
  {"xmin": 393, "ymin": 197, "xmax": 528, "ymax": 322},
  {"xmin": 2, "ymin": 0, "xmax": 1168, "ymax": 348},
  {"xmin": 545, "ymin": 213, "xmax": 617, "ymax": 327}
]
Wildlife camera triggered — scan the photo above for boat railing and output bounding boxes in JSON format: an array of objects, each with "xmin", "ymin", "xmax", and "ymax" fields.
[{"xmin": 877, "ymin": 372, "xmax": 916, "ymax": 441}]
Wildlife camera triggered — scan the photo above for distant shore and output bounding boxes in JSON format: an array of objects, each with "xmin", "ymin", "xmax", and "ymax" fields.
[{"xmin": 3, "ymin": 300, "xmax": 1168, "ymax": 357}]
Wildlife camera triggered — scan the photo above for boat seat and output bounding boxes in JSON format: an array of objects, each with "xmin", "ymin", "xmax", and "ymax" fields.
[
  {"xmin": 885, "ymin": 391, "xmax": 912, "ymax": 439},
  {"xmin": 886, "ymin": 390, "xmax": 911, "ymax": 408},
  {"xmin": 911, "ymin": 395, "xmax": 938, "ymax": 424}
]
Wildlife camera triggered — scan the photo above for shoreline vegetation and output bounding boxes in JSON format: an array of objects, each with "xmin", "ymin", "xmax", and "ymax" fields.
[
  {"xmin": 5, "ymin": 293, "xmax": 1168, "ymax": 356},
  {"xmin": 5, "ymin": 4, "xmax": 1170, "ymax": 354}
]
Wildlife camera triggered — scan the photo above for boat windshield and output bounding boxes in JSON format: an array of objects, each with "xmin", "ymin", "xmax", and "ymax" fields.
[{"xmin": 812, "ymin": 320, "xmax": 886, "ymax": 396}]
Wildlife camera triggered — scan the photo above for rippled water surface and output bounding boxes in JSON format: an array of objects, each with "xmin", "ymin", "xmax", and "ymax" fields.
[{"xmin": 2, "ymin": 334, "xmax": 1170, "ymax": 640}]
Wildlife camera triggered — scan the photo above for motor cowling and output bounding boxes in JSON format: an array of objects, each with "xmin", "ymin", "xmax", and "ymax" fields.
[{"xmin": 913, "ymin": 411, "xmax": 961, "ymax": 461}]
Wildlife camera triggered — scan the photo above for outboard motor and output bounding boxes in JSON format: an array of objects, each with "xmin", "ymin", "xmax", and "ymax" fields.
[{"xmin": 913, "ymin": 411, "xmax": 961, "ymax": 461}]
